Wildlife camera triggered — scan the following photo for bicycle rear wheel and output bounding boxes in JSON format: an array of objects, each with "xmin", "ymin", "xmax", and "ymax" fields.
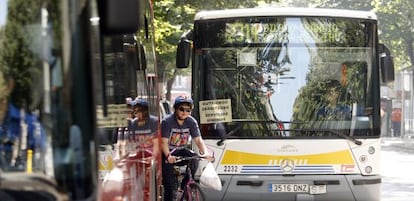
[{"xmin": 182, "ymin": 183, "xmax": 205, "ymax": 201}]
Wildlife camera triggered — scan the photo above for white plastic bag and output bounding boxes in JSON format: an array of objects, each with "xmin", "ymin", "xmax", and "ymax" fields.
[{"xmin": 200, "ymin": 162, "xmax": 222, "ymax": 191}]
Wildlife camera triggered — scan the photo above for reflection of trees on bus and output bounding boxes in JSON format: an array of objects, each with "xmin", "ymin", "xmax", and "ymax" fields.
[
  {"xmin": 291, "ymin": 61, "xmax": 367, "ymax": 136},
  {"xmin": 201, "ymin": 18, "xmax": 324, "ymax": 137},
  {"xmin": 203, "ymin": 49, "xmax": 284, "ymax": 137},
  {"xmin": 289, "ymin": 18, "xmax": 370, "ymax": 136},
  {"xmin": 0, "ymin": 0, "xmax": 55, "ymax": 173}
]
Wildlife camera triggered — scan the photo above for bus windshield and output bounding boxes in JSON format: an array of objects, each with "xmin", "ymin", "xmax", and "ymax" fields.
[{"xmin": 194, "ymin": 16, "xmax": 377, "ymax": 138}]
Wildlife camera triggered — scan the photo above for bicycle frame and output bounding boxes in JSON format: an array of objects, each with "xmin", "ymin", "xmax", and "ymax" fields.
[
  {"xmin": 181, "ymin": 161, "xmax": 200, "ymax": 201},
  {"xmin": 171, "ymin": 150, "xmax": 206, "ymax": 201},
  {"xmin": 101, "ymin": 135, "xmax": 159, "ymax": 201}
]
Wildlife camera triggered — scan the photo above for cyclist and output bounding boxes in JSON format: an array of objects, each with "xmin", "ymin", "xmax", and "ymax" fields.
[
  {"xmin": 129, "ymin": 97, "xmax": 159, "ymax": 200},
  {"xmin": 161, "ymin": 95, "xmax": 213, "ymax": 201},
  {"xmin": 104, "ymin": 97, "xmax": 159, "ymax": 201},
  {"xmin": 128, "ymin": 97, "xmax": 159, "ymax": 160}
]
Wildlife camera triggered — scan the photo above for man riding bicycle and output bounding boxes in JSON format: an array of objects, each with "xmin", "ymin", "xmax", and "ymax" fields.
[
  {"xmin": 129, "ymin": 97, "xmax": 160, "ymax": 200},
  {"xmin": 103, "ymin": 97, "xmax": 160, "ymax": 201},
  {"xmin": 161, "ymin": 95, "xmax": 213, "ymax": 201}
]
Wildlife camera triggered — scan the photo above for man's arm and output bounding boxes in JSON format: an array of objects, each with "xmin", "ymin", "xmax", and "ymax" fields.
[
  {"xmin": 193, "ymin": 136, "xmax": 207, "ymax": 155},
  {"xmin": 162, "ymin": 137, "xmax": 177, "ymax": 163},
  {"xmin": 161, "ymin": 137, "xmax": 170, "ymax": 158},
  {"xmin": 193, "ymin": 136, "xmax": 214, "ymax": 161},
  {"xmin": 160, "ymin": 119, "xmax": 172, "ymax": 159},
  {"xmin": 151, "ymin": 132, "xmax": 160, "ymax": 158}
]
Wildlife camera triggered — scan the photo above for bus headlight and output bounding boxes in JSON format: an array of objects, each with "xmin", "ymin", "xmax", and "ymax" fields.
[
  {"xmin": 368, "ymin": 146, "xmax": 375, "ymax": 154},
  {"xmin": 365, "ymin": 166, "xmax": 373, "ymax": 174},
  {"xmin": 359, "ymin": 155, "xmax": 368, "ymax": 163}
]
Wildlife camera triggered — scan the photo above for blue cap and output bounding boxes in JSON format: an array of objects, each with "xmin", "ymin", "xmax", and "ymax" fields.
[
  {"xmin": 130, "ymin": 98, "xmax": 148, "ymax": 107},
  {"xmin": 173, "ymin": 95, "xmax": 193, "ymax": 108}
]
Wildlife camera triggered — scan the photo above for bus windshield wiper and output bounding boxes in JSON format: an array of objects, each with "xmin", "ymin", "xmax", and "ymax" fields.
[
  {"xmin": 326, "ymin": 129, "xmax": 363, "ymax": 145},
  {"xmin": 216, "ymin": 120, "xmax": 281, "ymax": 146},
  {"xmin": 217, "ymin": 123, "xmax": 243, "ymax": 146},
  {"xmin": 295, "ymin": 128, "xmax": 362, "ymax": 145}
]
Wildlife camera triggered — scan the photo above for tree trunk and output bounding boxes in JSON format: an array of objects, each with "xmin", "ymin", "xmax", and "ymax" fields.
[
  {"xmin": 406, "ymin": 37, "xmax": 414, "ymax": 69},
  {"xmin": 405, "ymin": 37, "xmax": 414, "ymax": 97},
  {"xmin": 165, "ymin": 69, "xmax": 177, "ymax": 101}
]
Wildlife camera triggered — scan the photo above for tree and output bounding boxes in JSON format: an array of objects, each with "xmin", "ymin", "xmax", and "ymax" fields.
[
  {"xmin": 1, "ymin": 0, "xmax": 44, "ymax": 109},
  {"xmin": 1, "ymin": 0, "xmax": 60, "ymax": 110},
  {"xmin": 373, "ymin": 0, "xmax": 414, "ymax": 70},
  {"xmin": 153, "ymin": 0, "xmax": 260, "ymax": 101},
  {"xmin": 155, "ymin": 0, "xmax": 414, "ymax": 98},
  {"xmin": 153, "ymin": 0, "xmax": 192, "ymax": 101},
  {"xmin": 285, "ymin": 0, "xmax": 372, "ymax": 10},
  {"xmin": 282, "ymin": 0, "xmax": 413, "ymax": 70}
]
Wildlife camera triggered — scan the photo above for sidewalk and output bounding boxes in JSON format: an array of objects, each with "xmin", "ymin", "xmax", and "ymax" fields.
[{"xmin": 382, "ymin": 134, "xmax": 414, "ymax": 151}]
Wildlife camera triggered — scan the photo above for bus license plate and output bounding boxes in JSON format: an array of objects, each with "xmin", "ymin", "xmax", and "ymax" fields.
[{"xmin": 270, "ymin": 184, "xmax": 309, "ymax": 193}]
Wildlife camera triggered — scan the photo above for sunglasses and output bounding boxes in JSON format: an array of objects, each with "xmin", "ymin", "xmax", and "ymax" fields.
[
  {"xmin": 133, "ymin": 110, "xmax": 143, "ymax": 114},
  {"xmin": 133, "ymin": 108, "xmax": 146, "ymax": 114},
  {"xmin": 178, "ymin": 107, "xmax": 192, "ymax": 113}
]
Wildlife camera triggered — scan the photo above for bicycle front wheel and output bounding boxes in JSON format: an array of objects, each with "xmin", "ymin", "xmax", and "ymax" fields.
[{"xmin": 182, "ymin": 183, "xmax": 206, "ymax": 201}]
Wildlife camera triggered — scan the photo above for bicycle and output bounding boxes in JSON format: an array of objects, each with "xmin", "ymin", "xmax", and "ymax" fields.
[
  {"xmin": 170, "ymin": 147, "xmax": 210, "ymax": 201},
  {"xmin": 101, "ymin": 132, "xmax": 161, "ymax": 201},
  {"xmin": 125, "ymin": 133, "xmax": 162, "ymax": 201}
]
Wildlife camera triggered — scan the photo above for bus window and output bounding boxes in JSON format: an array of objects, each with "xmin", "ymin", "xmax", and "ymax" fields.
[{"xmin": 0, "ymin": 0, "xmax": 161, "ymax": 201}]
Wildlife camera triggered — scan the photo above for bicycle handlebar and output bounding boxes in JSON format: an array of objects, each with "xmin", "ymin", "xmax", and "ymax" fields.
[
  {"xmin": 167, "ymin": 146, "xmax": 215, "ymax": 164},
  {"xmin": 174, "ymin": 155, "xmax": 205, "ymax": 163}
]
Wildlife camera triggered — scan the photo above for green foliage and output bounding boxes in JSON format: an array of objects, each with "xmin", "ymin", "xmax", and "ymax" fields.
[
  {"xmin": 153, "ymin": 0, "xmax": 261, "ymax": 88},
  {"xmin": 290, "ymin": 0, "xmax": 414, "ymax": 70},
  {"xmin": 153, "ymin": 0, "xmax": 191, "ymax": 84},
  {"xmin": 0, "ymin": 0, "xmax": 60, "ymax": 109},
  {"xmin": 2, "ymin": 0, "xmax": 40, "ymax": 108},
  {"xmin": 373, "ymin": 0, "xmax": 414, "ymax": 69},
  {"xmin": 280, "ymin": 0, "xmax": 413, "ymax": 70},
  {"xmin": 300, "ymin": 0, "xmax": 372, "ymax": 10},
  {"xmin": 154, "ymin": 0, "xmax": 413, "ymax": 97}
]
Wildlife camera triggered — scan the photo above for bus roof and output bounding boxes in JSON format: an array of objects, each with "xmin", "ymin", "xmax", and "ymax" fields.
[{"xmin": 195, "ymin": 7, "xmax": 377, "ymax": 21}]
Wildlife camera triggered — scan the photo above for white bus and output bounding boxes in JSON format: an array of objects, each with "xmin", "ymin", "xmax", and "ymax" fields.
[{"xmin": 176, "ymin": 7, "xmax": 394, "ymax": 201}]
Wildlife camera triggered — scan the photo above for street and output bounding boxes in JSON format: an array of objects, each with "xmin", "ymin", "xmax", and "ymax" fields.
[{"xmin": 381, "ymin": 137, "xmax": 414, "ymax": 201}]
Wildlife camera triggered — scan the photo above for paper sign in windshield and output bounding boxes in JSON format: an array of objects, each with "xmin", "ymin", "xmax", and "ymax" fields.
[{"xmin": 199, "ymin": 99, "xmax": 232, "ymax": 124}]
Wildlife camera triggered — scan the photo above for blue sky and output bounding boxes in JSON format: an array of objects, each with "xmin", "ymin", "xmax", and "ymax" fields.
[{"xmin": 0, "ymin": 0, "xmax": 8, "ymax": 27}]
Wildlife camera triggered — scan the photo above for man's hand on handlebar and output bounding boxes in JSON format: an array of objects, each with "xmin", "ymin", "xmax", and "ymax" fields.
[
  {"xmin": 200, "ymin": 153, "xmax": 215, "ymax": 162},
  {"xmin": 166, "ymin": 153, "xmax": 215, "ymax": 164},
  {"xmin": 166, "ymin": 154, "xmax": 177, "ymax": 164}
]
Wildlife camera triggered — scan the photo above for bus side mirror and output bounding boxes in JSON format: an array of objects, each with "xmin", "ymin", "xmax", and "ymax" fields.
[
  {"xmin": 98, "ymin": 0, "xmax": 146, "ymax": 34},
  {"xmin": 176, "ymin": 30, "xmax": 193, "ymax": 68},
  {"xmin": 379, "ymin": 44, "xmax": 395, "ymax": 83}
]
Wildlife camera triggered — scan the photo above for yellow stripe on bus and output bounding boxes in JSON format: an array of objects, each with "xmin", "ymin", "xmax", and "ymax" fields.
[
  {"xmin": 99, "ymin": 156, "xmax": 114, "ymax": 170},
  {"xmin": 221, "ymin": 149, "xmax": 354, "ymax": 165}
]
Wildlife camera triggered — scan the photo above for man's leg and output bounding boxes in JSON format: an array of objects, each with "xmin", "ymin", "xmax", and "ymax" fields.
[
  {"xmin": 181, "ymin": 159, "xmax": 199, "ymax": 189},
  {"xmin": 395, "ymin": 122, "xmax": 401, "ymax": 137},
  {"xmin": 162, "ymin": 155, "xmax": 175, "ymax": 201}
]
